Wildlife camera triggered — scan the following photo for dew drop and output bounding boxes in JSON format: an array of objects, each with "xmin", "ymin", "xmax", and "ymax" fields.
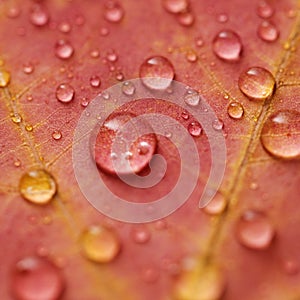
[
  {"xmin": 29, "ymin": 5, "xmax": 49, "ymax": 27},
  {"xmin": 25, "ymin": 124, "xmax": 33, "ymax": 132},
  {"xmin": 104, "ymin": 1, "xmax": 124, "ymax": 23},
  {"xmin": 52, "ymin": 130, "xmax": 62, "ymax": 141},
  {"xmin": 100, "ymin": 27, "xmax": 109, "ymax": 36},
  {"xmin": 58, "ymin": 21, "xmax": 71, "ymax": 33},
  {"xmin": 181, "ymin": 110, "xmax": 189, "ymax": 120},
  {"xmin": 122, "ymin": 81, "xmax": 136, "ymax": 96},
  {"xmin": 95, "ymin": 113, "xmax": 157, "ymax": 175},
  {"xmin": 177, "ymin": 12, "xmax": 195, "ymax": 27},
  {"xmin": 12, "ymin": 256, "xmax": 64, "ymax": 300},
  {"xmin": 188, "ymin": 121, "xmax": 202, "ymax": 137},
  {"xmin": 212, "ymin": 30, "xmax": 242, "ymax": 62},
  {"xmin": 131, "ymin": 226, "xmax": 151, "ymax": 244},
  {"xmin": 184, "ymin": 89, "xmax": 200, "ymax": 106},
  {"xmin": 23, "ymin": 63, "xmax": 34, "ymax": 74},
  {"xmin": 80, "ymin": 225, "xmax": 120, "ymax": 263},
  {"xmin": 106, "ymin": 50, "xmax": 118, "ymax": 62},
  {"xmin": 54, "ymin": 40, "xmax": 74, "ymax": 60},
  {"xmin": 6, "ymin": 6, "xmax": 21, "ymax": 18},
  {"xmin": 256, "ymin": 1, "xmax": 274, "ymax": 18},
  {"xmin": 261, "ymin": 110, "xmax": 300, "ymax": 160},
  {"xmin": 90, "ymin": 49, "xmax": 100, "ymax": 58},
  {"xmin": 89, "ymin": 75, "xmax": 101, "ymax": 88},
  {"xmin": 186, "ymin": 50, "xmax": 198, "ymax": 62},
  {"xmin": 257, "ymin": 21, "xmax": 279, "ymax": 42},
  {"xmin": 116, "ymin": 72, "xmax": 124, "ymax": 81},
  {"xmin": 19, "ymin": 169, "xmax": 57, "ymax": 205},
  {"xmin": 217, "ymin": 13, "xmax": 228, "ymax": 23},
  {"xmin": 80, "ymin": 98, "xmax": 89, "ymax": 107},
  {"xmin": 195, "ymin": 37, "xmax": 204, "ymax": 47},
  {"xmin": 238, "ymin": 67, "xmax": 275, "ymax": 100},
  {"xmin": 203, "ymin": 193, "xmax": 227, "ymax": 215},
  {"xmin": 163, "ymin": 0, "xmax": 189, "ymax": 14},
  {"xmin": 212, "ymin": 119, "xmax": 224, "ymax": 131},
  {"xmin": 236, "ymin": 210, "xmax": 275, "ymax": 250},
  {"xmin": 227, "ymin": 102, "xmax": 244, "ymax": 119},
  {"xmin": 0, "ymin": 69, "xmax": 11, "ymax": 87},
  {"xmin": 140, "ymin": 56, "xmax": 175, "ymax": 90},
  {"xmin": 11, "ymin": 113, "xmax": 22, "ymax": 124},
  {"xmin": 56, "ymin": 83, "xmax": 75, "ymax": 103}
]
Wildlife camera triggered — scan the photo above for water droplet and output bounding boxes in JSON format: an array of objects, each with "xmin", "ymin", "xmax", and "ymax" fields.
[
  {"xmin": 283, "ymin": 260, "xmax": 299, "ymax": 275},
  {"xmin": 186, "ymin": 50, "xmax": 198, "ymax": 62},
  {"xmin": 236, "ymin": 210, "xmax": 274, "ymax": 250},
  {"xmin": 106, "ymin": 50, "xmax": 118, "ymax": 62},
  {"xmin": 89, "ymin": 75, "xmax": 101, "ymax": 88},
  {"xmin": 212, "ymin": 119, "xmax": 224, "ymax": 131},
  {"xmin": 213, "ymin": 30, "xmax": 242, "ymax": 62},
  {"xmin": 122, "ymin": 81, "xmax": 136, "ymax": 96},
  {"xmin": 100, "ymin": 27, "xmax": 109, "ymax": 36},
  {"xmin": 52, "ymin": 131, "xmax": 62, "ymax": 140},
  {"xmin": 6, "ymin": 6, "xmax": 21, "ymax": 18},
  {"xmin": 56, "ymin": 83, "xmax": 75, "ymax": 103},
  {"xmin": 227, "ymin": 102, "xmax": 244, "ymax": 119},
  {"xmin": 163, "ymin": 0, "xmax": 189, "ymax": 14},
  {"xmin": 19, "ymin": 169, "xmax": 57, "ymax": 205},
  {"xmin": 104, "ymin": 1, "xmax": 124, "ymax": 23},
  {"xmin": 181, "ymin": 110, "xmax": 189, "ymax": 120},
  {"xmin": 23, "ymin": 63, "xmax": 34, "ymax": 74},
  {"xmin": 116, "ymin": 72, "xmax": 124, "ymax": 81},
  {"xmin": 54, "ymin": 40, "xmax": 74, "ymax": 60},
  {"xmin": 95, "ymin": 113, "xmax": 157, "ymax": 175},
  {"xmin": 81, "ymin": 225, "xmax": 120, "ymax": 263},
  {"xmin": 256, "ymin": 1, "xmax": 274, "ymax": 18},
  {"xmin": 140, "ymin": 56, "xmax": 175, "ymax": 90},
  {"xmin": 217, "ymin": 13, "xmax": 228, "ymax": 23},
  {"xmin": 14, "ymin": 159, "xmax": 21, "ymax": 167},
  {"xmin": 238, "ymin": 67, "xmax": 275, "ymax": 100},
  {"xmin": 177, "ymin": 12, "xmax": 195, "ymax": 27},
  {"xmin": 137, "ymin": 141, "xmax": 151, "ymax": 155},
  {"xmin": 257, "ymin": 21, "xmax": 279, "ymax": 42},
  {"xmin": 25, "ymin": 124, "xmax": 33, "ymax": 132},
  {"xmin": 29, "ymin": 5, "xmax": 49, "ymax": 27},
  {"xmin": 0, "ymin": 70, "xmax": 11, "ymax": 87},
  {"xmin": 90, "ymin": 49, "xmax": 100, "ymax": 58},
  {"xmin": 12, "ymin": 256, "xmax": 64, "ymax": 300},
  {"xmin": 58, "ymin": 21, "xmax": 71, "ymax": 33},
  {"xmin": 184, "ymin": 89, "xmax": 200, "ymax": 106},
  {"xmin": 261, "ymin": 110, "xmax": 300, "ymax": 160},
  {"xmin": 188, "ymin": 121, "xmax": 202, "ymax": 137},
  {"xmin": 11, "ymin": 113, "xmax": 22, "ymax": 124},
  {"xmin": 80, "ymin": 98, "xmax": 89, "ymax": 107},
  {"xmin": 195, "ymin": 37, "xmax": 204, "ymax": 47},
  {"xmin": 203, "ymin": 193, "xmax": 226, "ymax": 215},
  {"xmin": 131, "ymin": 226, "xmax": 151, "ymax": 244}
]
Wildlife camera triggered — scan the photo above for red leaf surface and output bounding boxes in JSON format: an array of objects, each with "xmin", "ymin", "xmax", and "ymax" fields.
[{"xmin": 0, "ymin": 0, "xmax": 300, "ymax": 299}]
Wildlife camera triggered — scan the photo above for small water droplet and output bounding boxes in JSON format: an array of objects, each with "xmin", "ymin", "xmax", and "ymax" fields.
[
  {"xmin": 227, "ymin": 102, "xmax": 244, "ymax": 119},
  {"xmin": 56, "ymin": 83, "xmax": 75, "ymax": 103},
  {"xmin": 217, "ymin": 13, "xmax": 228, "ymax": 23},
  {"xmin": 236, "ymin": 210, "xmax": 275, "ymax": 250},
  {"xmin": 0, "ymin": 70, "xmax": 11, "ymax": 87},
  {"xmin": 131, "ymin": 226, "xmax": 151, "ymax": 244},
  {"xmin": 186, "ymin": 50, "xmax": 198, "ymax": 62},
  {"xmin": 256, "ymin": 1, "xmax": 274, "ymax": 18},
  {"xmin": 257, "ymin": 21, "xmax": 279, "ymax": 42},
  {"xmin": 54, "ymin": 40, "xmax": 74, "ymax": 60},
  {"xmin": 14, "ymin": 159, "xmax": 21, "ymax": 167},
  {"xmin": 58, "ymin": 21, "xmax": 71, "ymax": 33},
  {"xmin": 140, "ymin": 56, "xmax": 175, "ymax": 90},
  {"xmin": 80, "ymin": 225, "xmax": 120, "ymax": 263},
  {"xmin": 100, "ymin": 27, "xmax": 109, "ymax": 36},
  {"xmin": 25, "ymin": 124, "xmax": 33, "ymax": 132},
  {"xmin": 52, "ymin": 130, "xmax": 62, "ymax": 140},
  {"xmin": 29, "ymin": 5, "xmax": 49, "ymax": 27},
  {"xmin": 6, "ymin": 6, "xmax": 21, "ymax": 18},
  {"xmin": 106, "ymin": 50, "xmax": 118, "ymax": 62},
  {"xmin": 238, "ymin": 67, "xmax": 275, "ymax": 100},
  {"xmin": 213, "ymin": 30, "xmax": 242, "ymax": 62},
  {"xmin": 184, "ymin": 89, "xmax": 200, "ymax": 106},
  {"xmin": 90, "ymin": 49, "xmax": 100, "ymax": 58},
  {"xmin": 188, "ymin": 121, "xmax": 202, "ymax": 137},
  {"xmin": 181, "ymin": 110, "xmax": 189, "ymax": 120},
  {"xmin": 104, "ymin": 1, "xmax": 124, "ymax": 23},
  {"xmin": 95, "ymin": 113, "xmax": 157, "ymax": 175},
  {"xmin": 12, "ymin": 256, "xmax": 64, "ymax": 300},
  {"xmin": 195, "ymin": 37, "xmax": 204, "ymax": 47},
  {"xmin": 23, "ymin": 63, "xmax": 34, "ymax": 74},
  {"xmin": 203, "ymin": 193, "xmax": 226, "ymax": 215},
  {"xmin": 19, "ymin": 169, "xmax": 57, "ymax": 205},
  {"xmin": 177, "ymin": 11, "xmax": 195, "ymax": 27},
  {"xmin": 212, "ymin": 119, "xmax": 224, "ymax": 131},
  {"xmin": 80, "ymin": 98, "xmax": 89, "ymax": 107},
  {"xmin": 122, "ymin": 81, "xmax": 136, "ymax": 96},
  {"xmin": 116, "ymin": 72, "xmax": 124, "ymax": 81},
  {"xmin": 163, "ymin": 0, "xmax": 189, "ymax": 14},
  {"xmin": 11, "ymin": 113, "xmax": 22, "ymax": 124},
  {"xmin": 260, "ymin": 110, "xmax": 300, "ymax": 160},
  {"xmin": 89, "ymin": 75, "xmax": 101, "ymax": 88}
]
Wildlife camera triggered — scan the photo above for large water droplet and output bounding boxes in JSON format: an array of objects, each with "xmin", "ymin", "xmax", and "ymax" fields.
[
  {"xmin": 238, "ymin": 67, "xmax": 275, "ymax": 100},
  {"xmin": 163, "ymin": 0, "xmax": 189, "ymax": 14},
  {"xmin": 56, "ymin": 83, "xmax": 75, "ymax": 103},
  {"xmin": 188, "ymin": 121, "xmax": 202, "ymax": 137},
  {"xmin": 12, "ymin": 257, "xmax": 64, "ymax": 300},
  {"xmin": 104, "ymin": 1, "xmax": 124, "ymax": 23},
  {"xmin": 257, "ymin": 21, "xmax": 279, "ymax": 42},
  {"xmin": 212, "ymin": 30, "xmax": 242, "ymax": 62},
  {"xmin": 261, "ymin": 110, "xmax": 300, "ymax": 159},
  {"xmin": 256, "ymin": 1, "xmax": 274, "ymax": 18},
  {"xmin": 95, "ymin": 113, "xmax": 157, "ymax": 175},
  {"xmin": 80, "ymin": 225, "xmax": 120, "ymax": 263},
  {"xmin": 236, "ymin": 210, "xmax": 275, "ymax": 250},
  {"xmin": 54, "ymin": 40, "xmax": 74, "ymax": 60},
  {"xmin": 0, "ymin": 70, "xmax": 11, "ymax": 87},
  {"xmin": 19, "ymin": 170, "xmax": 57, "ymax": 205},
  {"xmin": 227, "ymin": 101, "xmax": 244, "ymax": 119},
  {"xmin": 29, "ymin": 5, "xmax": 49, "ymax": 27},
  {"xmin": 140, "ymin": 56, "xmax": 175, "ymax": 90}
]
